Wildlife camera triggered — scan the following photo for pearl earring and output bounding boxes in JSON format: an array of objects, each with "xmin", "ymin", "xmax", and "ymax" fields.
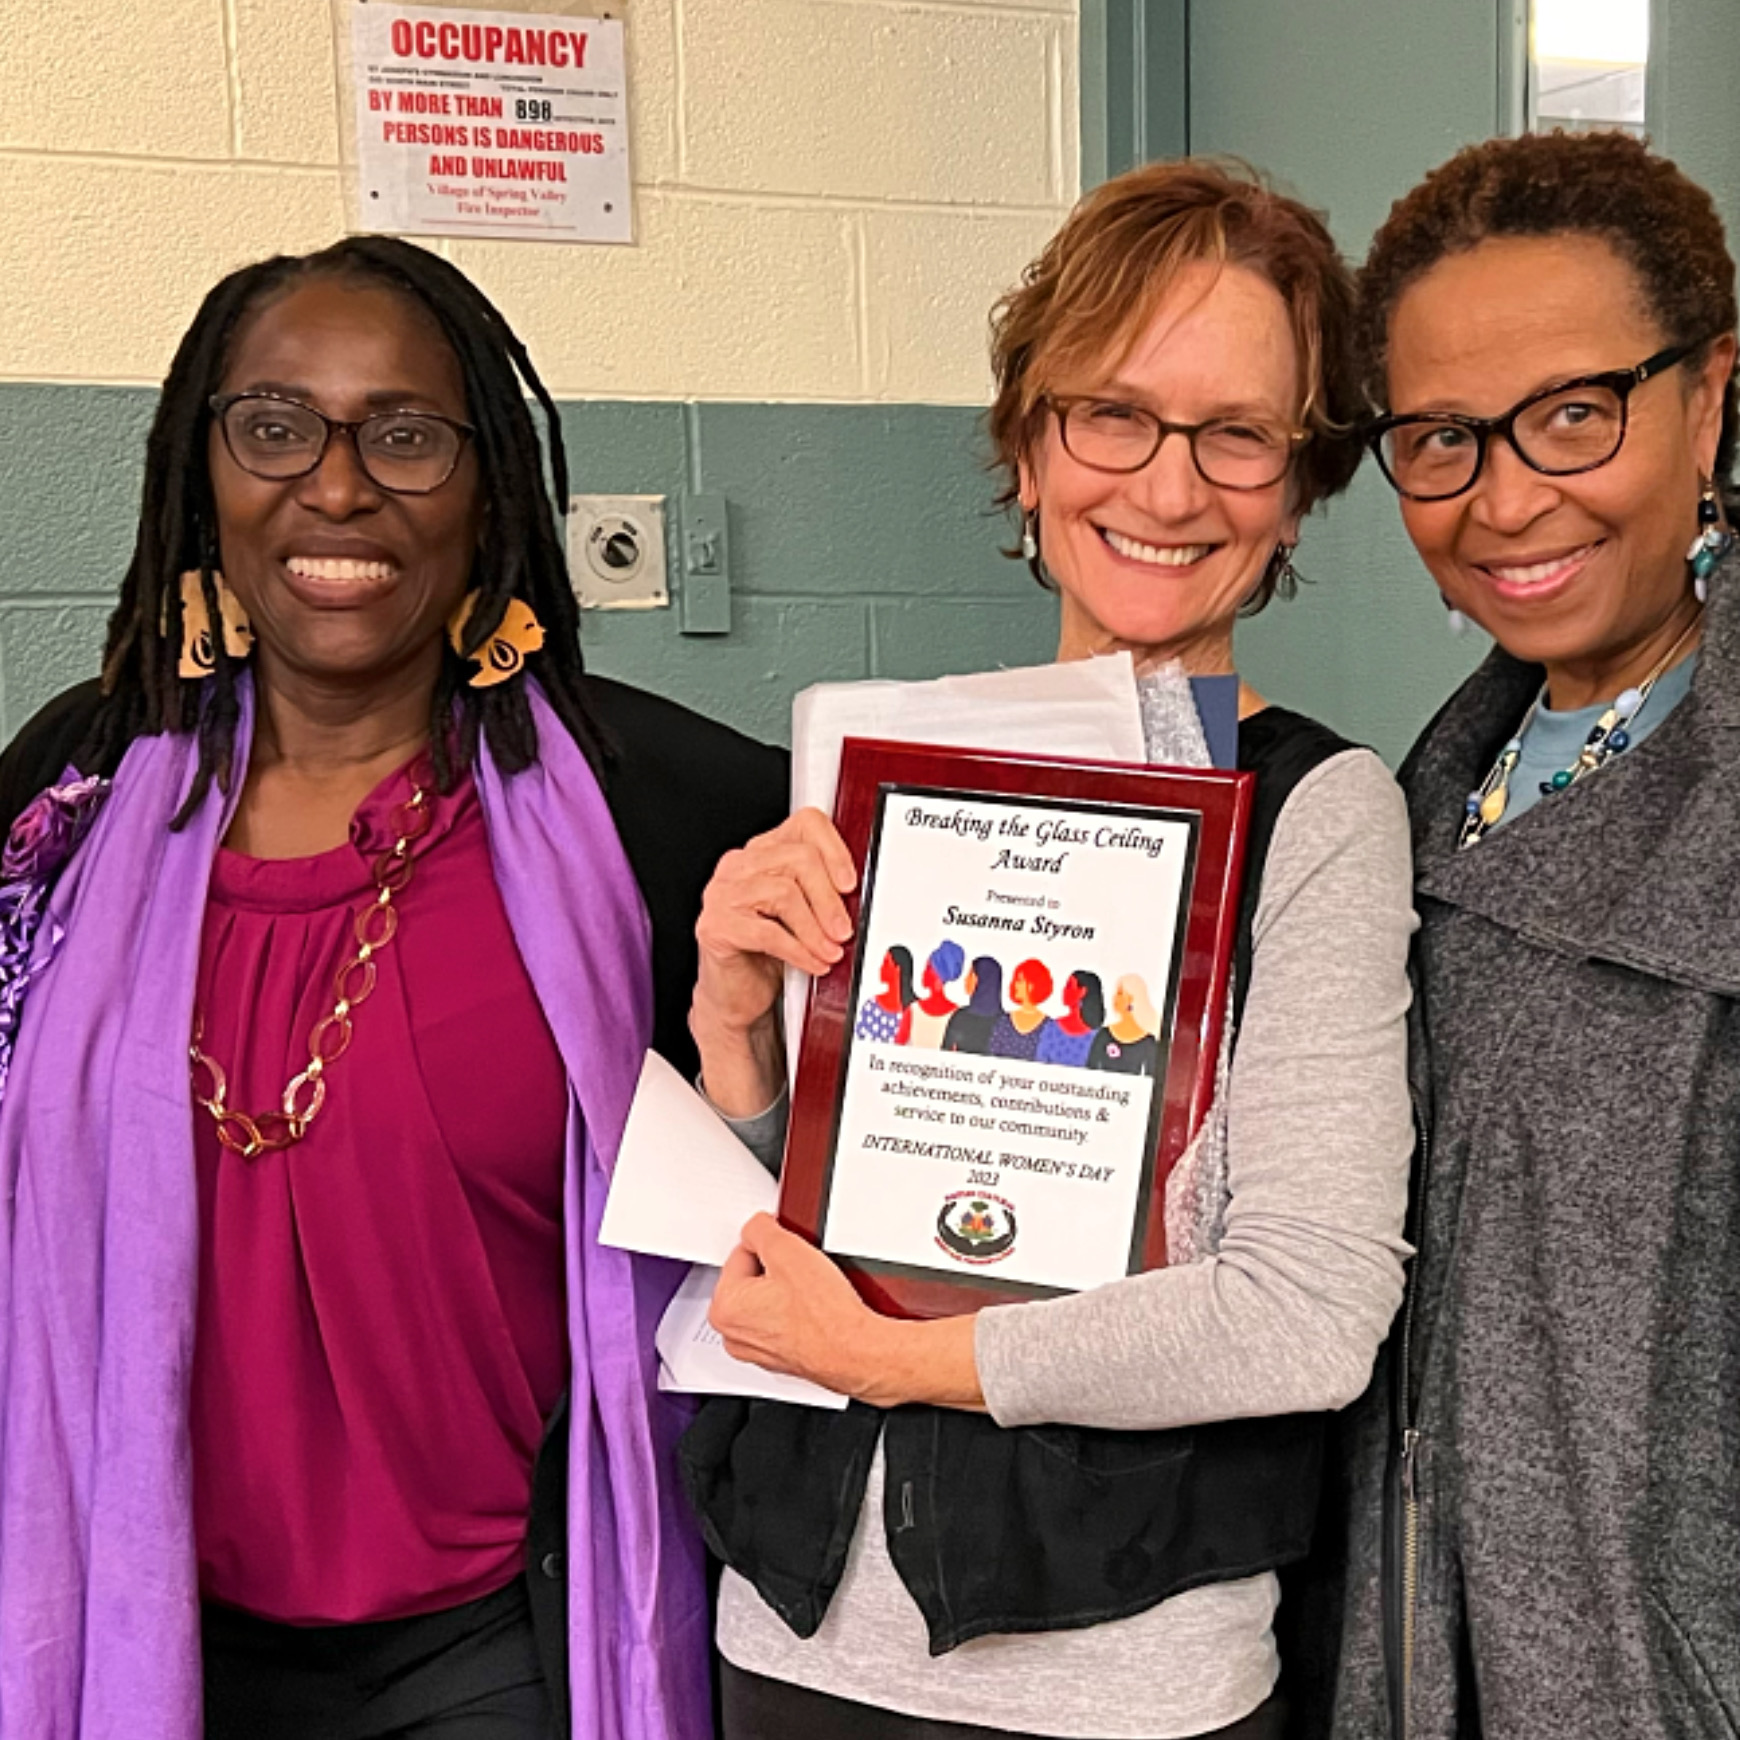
[
  {"xmin": 1020, "ymin": 510, "xmax": 1039, "ymax": 562},
  {"xmin": 1442, "ymin": 595, "xmax": 1469, "ymax": 637}
]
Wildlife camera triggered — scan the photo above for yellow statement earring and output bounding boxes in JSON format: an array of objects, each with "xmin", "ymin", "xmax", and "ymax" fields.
[
  {"xmin": 447, "ymin": 592, "xmax": 546, "ymax": 688},
  {"xmin": 175, "ymin": 571, "xmax": 255, "ymax": 678}
]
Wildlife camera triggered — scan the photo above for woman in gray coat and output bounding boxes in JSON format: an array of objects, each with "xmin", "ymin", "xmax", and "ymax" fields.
[{"xmin": 1331, "ymin": 130, "xmax": 1740, "ymax": 1739}]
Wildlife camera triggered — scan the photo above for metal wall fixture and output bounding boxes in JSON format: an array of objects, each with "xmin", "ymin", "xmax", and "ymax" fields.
[{"xmin": 568, "ymin": 494, "xmax": 669, "ymax": 609}]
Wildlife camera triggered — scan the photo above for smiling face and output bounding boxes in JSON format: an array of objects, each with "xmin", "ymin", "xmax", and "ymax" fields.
[
  {"xmin": 1386, "ymin": 235, "xmax": 1734, "ymax": 706},
  {"xmin": 208, "ymin": 275, "xmax": 485, "ymax": 692},
  {"xmin": 1020, "ymin": 259, "xmax": 1303, "ymax": 667}
]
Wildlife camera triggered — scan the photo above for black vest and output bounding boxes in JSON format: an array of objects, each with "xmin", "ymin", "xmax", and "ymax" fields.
[{"xmin": 680, "ymin": 706, "xmax": 1357, "ymax": 1653}]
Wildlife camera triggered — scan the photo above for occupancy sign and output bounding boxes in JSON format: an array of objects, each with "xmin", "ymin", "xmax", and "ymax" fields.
[{"xmin": 348, "ymin": 2, "xmax": 631, "ymax": 242}]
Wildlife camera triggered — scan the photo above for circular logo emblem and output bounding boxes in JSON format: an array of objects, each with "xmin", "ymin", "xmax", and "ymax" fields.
[{"xmin": 935, "ymin": 1192, "xmax": 1018, "ymax": 1265}]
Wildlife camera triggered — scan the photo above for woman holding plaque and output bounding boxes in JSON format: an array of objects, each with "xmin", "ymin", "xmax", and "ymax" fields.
[
  {"xmin": 1328, "ymin": 132, "xmax": 1740, "ymax": 1740},
  {"xmin": 687, "ymin": 158, "xmax": 1414, "ymax": 1740}
]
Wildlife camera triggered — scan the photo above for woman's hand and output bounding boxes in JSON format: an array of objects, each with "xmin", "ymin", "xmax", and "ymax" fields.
[
  {"xmin": 710, "ymin": 1213, "xmax": 984, "ymax": 1410},
  {"xmin": 690, "ymin": 809, "xmax": 857, "ymax": 1118}
]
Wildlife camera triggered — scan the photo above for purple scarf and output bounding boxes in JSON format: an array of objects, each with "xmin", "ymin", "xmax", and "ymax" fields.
[{"xmin": 0, "ymin": 679, "xmax": 709, "ymax": 1739}]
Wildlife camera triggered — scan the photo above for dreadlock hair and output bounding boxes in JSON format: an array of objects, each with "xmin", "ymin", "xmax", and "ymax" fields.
[{"xmin": 83, "ymin": 235, "xmax": 601, "ymax": 826}]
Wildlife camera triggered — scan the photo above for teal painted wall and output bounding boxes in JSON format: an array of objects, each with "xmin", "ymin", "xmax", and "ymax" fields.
[
  {"xmin": 1184, "ymin": 0, "xmax": 1506, "ymax": 761},
  {"xmin": 1651, "ymin": 0, "xmax": 1740, "ymax": 249},
  {"xmin": 0, "ymin": 388, "xmax": 1057, "ymax": 748}
]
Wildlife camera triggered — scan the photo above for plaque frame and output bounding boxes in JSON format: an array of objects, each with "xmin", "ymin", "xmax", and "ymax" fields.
[{"xmin": 780, "ymin": 737, "xmax": 1253, "ymax": 1319}]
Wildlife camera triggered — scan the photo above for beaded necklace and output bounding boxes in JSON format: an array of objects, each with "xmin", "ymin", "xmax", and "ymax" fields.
[{"xmin": 1459, "ymin": 609, "xmax": 1703, "ymax": 851}]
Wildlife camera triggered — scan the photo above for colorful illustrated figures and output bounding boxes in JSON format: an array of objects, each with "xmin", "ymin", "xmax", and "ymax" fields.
[{"xmin": 856, "ymin": 941, "xmax": 1159, "ymax": 1076}]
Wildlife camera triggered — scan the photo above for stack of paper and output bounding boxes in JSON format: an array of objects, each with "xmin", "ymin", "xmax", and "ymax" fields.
[{"xmin": 601, "ymin": 1051, "xmax": 847, "ymax": 1408}]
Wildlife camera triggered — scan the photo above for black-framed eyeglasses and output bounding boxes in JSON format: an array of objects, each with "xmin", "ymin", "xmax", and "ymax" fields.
[
  {"xmin": 1047, "ymin": 395, "xmax": 1308, "ymax": 491},
  {"xmin": 210, "ymin": 392, "xmax": 476, "ymax": 495},
  {"xmin": 1367, "ymin": 342, "xmax": 1699, "ymax": 503}
]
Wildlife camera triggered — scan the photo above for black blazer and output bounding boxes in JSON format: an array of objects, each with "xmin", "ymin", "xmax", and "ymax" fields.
[{"xmin": 0, "ymin": 675, "xmax": 790, "ymax": 1733}]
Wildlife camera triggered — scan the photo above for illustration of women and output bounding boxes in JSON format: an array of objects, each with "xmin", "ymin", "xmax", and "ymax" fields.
[
  {"xmin": 988, "ymin": 958, "xmax": 1053, "ymax": 1062},
  {"xmin": 939, "ymin": 956, "xmax": 1003, "ymax": 1056},
  {"xmin": 1087, "ymin": 973, "xmax": 1161, "ymax": 1076},
  {"xmin": 1035, "ymin": 969, "xmax": 1105, "ymax": 1068},
  {"xmin": 904, "ymin": 940, "xmax": 966, "ymax": 1049},
  {"xmin": 855, "ymin": 945, "xmax": 916, "ymax": 1044}
]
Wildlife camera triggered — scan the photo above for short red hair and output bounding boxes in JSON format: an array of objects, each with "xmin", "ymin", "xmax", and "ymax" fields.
[{"xmin": 988, "ymin": 157, "xmax": 1364, "ymax": 609}]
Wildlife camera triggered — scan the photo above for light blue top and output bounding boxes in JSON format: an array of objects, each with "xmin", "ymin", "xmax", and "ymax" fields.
[{"xmin": 1495, "ymin": 651, "xmax": 1699, "ymax": 830}]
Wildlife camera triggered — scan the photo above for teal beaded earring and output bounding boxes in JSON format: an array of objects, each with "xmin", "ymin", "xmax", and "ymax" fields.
[{"xmin": 1688, "ymin": 479, "xmax": 1732, "ymax": 602}]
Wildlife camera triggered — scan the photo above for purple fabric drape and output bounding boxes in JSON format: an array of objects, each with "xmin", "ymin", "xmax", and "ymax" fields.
[{"xmin": 0, "ymin": 678, "xmax": 709, "ymax": 1740}]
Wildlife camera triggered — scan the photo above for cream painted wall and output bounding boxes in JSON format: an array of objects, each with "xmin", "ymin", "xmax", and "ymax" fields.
[{"xmin": 0, "ymin": 0, "xmax": 1078, "ymax": 402}]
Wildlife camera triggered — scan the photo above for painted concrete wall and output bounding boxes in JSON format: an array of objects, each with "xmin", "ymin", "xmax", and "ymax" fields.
[
  {"xmin": 1187, "ymin": 0, "xmax": 1503, "ymax": 761},
  {"xmin": 0, "ymin": 0, "xmax": 1076, "ymax": 745},
  {"xmin": 1, "ymin": 0, "xmax": 1076, "ymax": 401},
  {"xmin": 1651, "ymin": 0, "xmax": 1740, "ymax": 251}
]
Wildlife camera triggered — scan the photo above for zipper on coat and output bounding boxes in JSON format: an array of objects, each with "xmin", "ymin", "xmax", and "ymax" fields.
[
  {"xmin": 1399, "ymin": 1425, "xmax": 1421, "ymax": 1734},
  {"xmin": 1394, "ymin": 1094, "xmax": 1432, "ymax": 1740}
]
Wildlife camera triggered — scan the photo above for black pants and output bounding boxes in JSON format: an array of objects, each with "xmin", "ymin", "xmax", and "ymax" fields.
[
  {"xmin": 721, "ymin": 1661, "xmax": 1288, "ymax": 1740},
  {"xmin": 202, "ymin": 1575, "xmax": 556, "ymax": 1740}
]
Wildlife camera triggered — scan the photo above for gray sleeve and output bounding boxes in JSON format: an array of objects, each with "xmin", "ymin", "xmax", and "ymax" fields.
[
  {"xmin": 710, "ymin": 1086, "xmax": 790, "ymax": 1178},
  {"xmin": 974, "ymin": 747, "xmax": 1417, "ymax": 1430}
]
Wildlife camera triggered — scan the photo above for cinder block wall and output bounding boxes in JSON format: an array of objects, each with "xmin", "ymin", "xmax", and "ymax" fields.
[{"xmin": 0, "ymin": 0, "xmax": 1077, "ymax": 744}]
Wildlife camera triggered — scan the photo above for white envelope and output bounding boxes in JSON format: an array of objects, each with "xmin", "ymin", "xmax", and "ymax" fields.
[
  {"xmin": 599, "ymin": 1050, "xmax": 779, "ymax": 1267},
  {"xmin": 601, "ymin": 1052, "xmax": 849, "ymax": 1406}
]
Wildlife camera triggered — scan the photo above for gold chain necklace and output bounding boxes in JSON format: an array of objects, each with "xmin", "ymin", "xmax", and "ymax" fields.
[{"xmin": 189, "ymin": 777, "xmax": 433, "ymax": 1159}]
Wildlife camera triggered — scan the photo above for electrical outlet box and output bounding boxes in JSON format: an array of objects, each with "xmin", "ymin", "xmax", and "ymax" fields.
[{"xmin": 568, "ymin": 495, "xmax": 668, "ymax": 609}]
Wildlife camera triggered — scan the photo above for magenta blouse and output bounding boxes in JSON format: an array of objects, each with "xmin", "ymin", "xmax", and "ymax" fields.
[{"xmin": 189, "ymin": 759, "xmax": 570, "ymax": 1624}]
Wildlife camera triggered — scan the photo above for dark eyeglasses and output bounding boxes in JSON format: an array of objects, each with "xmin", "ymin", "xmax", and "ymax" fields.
[
  {"xmin": 1047, "ymin": 395, "xmax": 1308, "ymax": 491},
  {"xmin": 210, "ymin": 393, "xmax": 476, "ymax": 495},
  {"xmin": 1368, "ymin": 342, "xmax": 1699, "ymax": 502}
]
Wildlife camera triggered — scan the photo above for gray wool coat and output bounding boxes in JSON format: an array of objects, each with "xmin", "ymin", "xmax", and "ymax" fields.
[{"xmin": 1322, "ymin": 549, "xmax": 1740, "ymax": 1740}]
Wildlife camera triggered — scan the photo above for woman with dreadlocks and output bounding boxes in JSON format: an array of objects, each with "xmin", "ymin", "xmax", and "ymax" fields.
[{"xmin": 0, "ymin": 238, "xmax": 785, "ymax": 1739}]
